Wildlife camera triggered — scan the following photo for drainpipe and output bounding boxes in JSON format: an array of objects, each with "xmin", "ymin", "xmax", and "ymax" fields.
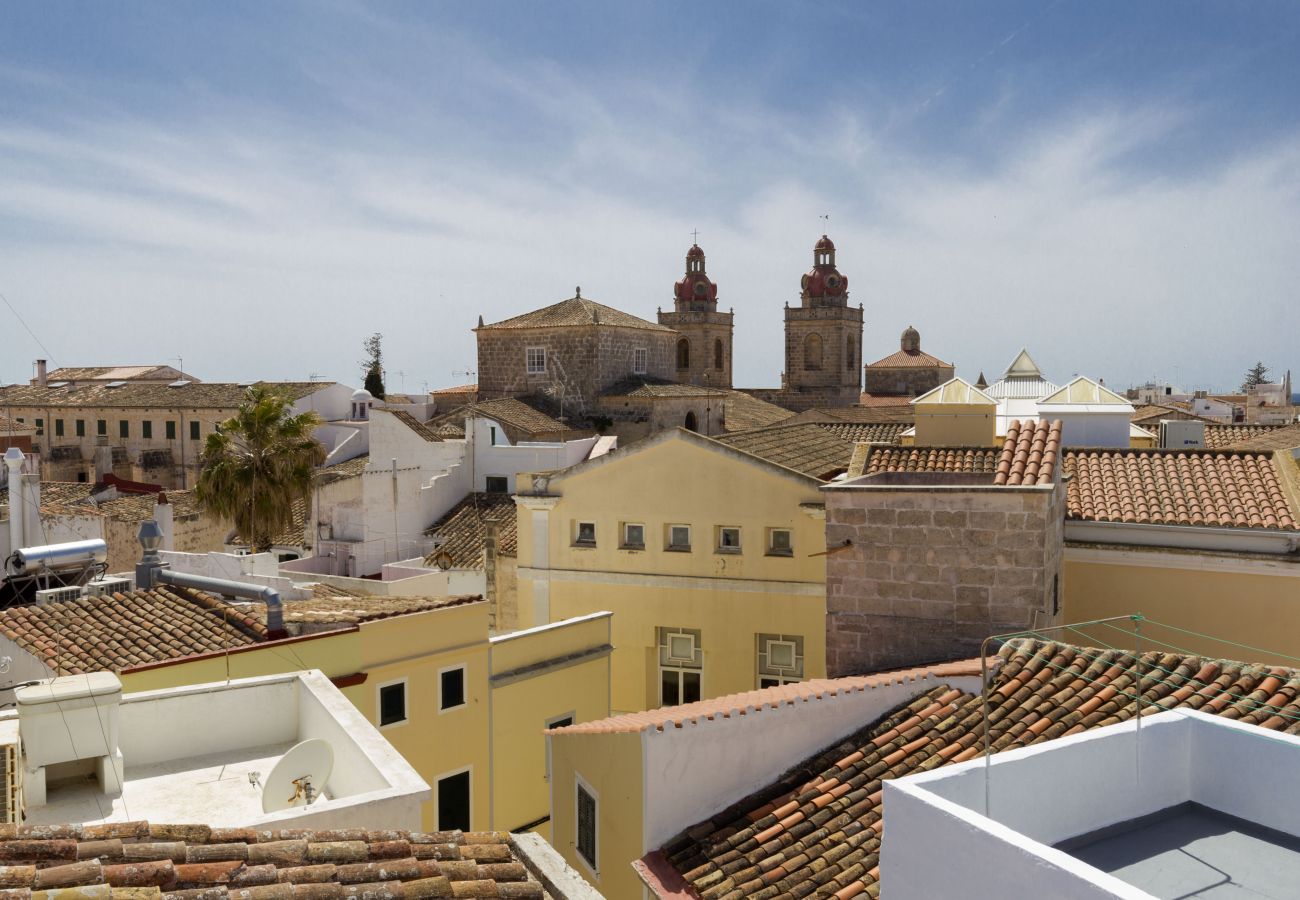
[
  {"xmin": 135, "ymin": 520, "xmax": 287, "ymax": 638},
  {"xmin": 4, "ymin": 448, "xmax": 24, "ymax": 553}
]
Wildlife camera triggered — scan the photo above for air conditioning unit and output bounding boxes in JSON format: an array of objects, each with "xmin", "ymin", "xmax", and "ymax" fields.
[
  {"xmin": 86, "ymin": 576, "xmax": 133, "ymax": 597},
  {"xmin": 34, "ymin": 585, "xmax": 84, "ymax": 605},
  {"xmin": 0, "ymin": 736, "xmax": 21, "ymax": 825},
  {"xmin": 1158, "ymin": 420, "xmax": 1205, "ymax": 450}
]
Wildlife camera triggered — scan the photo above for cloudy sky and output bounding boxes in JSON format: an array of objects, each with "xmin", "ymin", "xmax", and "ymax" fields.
[{"xmin": 2, "ymin": 2, "xmax": 1298, "ymax": 393}]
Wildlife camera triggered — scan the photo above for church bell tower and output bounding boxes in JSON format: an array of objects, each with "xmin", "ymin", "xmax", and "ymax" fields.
[
  {"xmin": 782, "ymin": 234, "xmax": 864, "ymax": 405},
  {"xmin": 658, "ymin": 242, "xmax": 734, "ymax": 389}
]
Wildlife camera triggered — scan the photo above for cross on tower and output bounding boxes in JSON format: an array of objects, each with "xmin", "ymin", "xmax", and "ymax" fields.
[{"xmin": 691, "ymin": 228, "xmax": 700, "ymax": 244}]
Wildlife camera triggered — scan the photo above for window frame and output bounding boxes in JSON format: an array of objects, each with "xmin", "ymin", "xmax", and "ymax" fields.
[
  {"xmin": 544, "ymin": 711, "xmax": 576, "ymax": 782},
  {"xmin": 575, "ymin": 774, "xmax": 599, "ymax": 876},
  {"xmin": 438, "ymin": 663, "xmax": 468, "ymax": 714},
  {"xmin": 525, "ymin": 346, "xmax": 547, "ymax": 375},
  {"xmin": 484, "ymin": 475, "xmax": 509, "ymax": 494},
  {"xmin": 666, "ymin": 524, "xmax": 691, "ymax": 552},
  {"xmin": 574, "ymin": 521, "xmax": 597, "ymax": 547},
  {"xmin": 166, "ymin": 420, "xmax": 176, "ymax": 440},
  {"xmin": 435, "ymin": 765, "xmax": 473, "ymax": 832},
  {"xmin": 658, "ymin": 626, "xmax": 703, "ymax": 707},
  {"xmin": 376, "ymin": 677, "xmax": 409, "ymax": 729},
  {"xmin": 767, "ymin": 528, "xmax": 794, "ymax": 557},
  {"xmin": 54, "ymin": 419, "xmax": 64, "ymax": 438},
  {"xmin": 76, "ymin": 419, "xmax": 85, "ymax": 438},
  {"xmin": 633, "ymin": 346, "xmax": 648, "ymax": 375},
  {"xmin": 717, "ymin": 526, "xmax": 742, "ymax": 554},
  {"xmin": 119, "ymin": 420, "xmax": 129, "ymax": 439},
  {"xmin": 96, "ymin": 419, "xmax": 107, "ymax": 436},
  {"xmin": 189, "ymin": 420, "xmax": 200, "ymax": 440},
  {"xmin": 757, "ymin": 633, "xmax": 805, "ymax": 689},
  {"xmin": 621, "ymin": 522, "xmax": 645, "ymax": 550},
  {"xmin": 142, "ymin": 420, "xmax": 153, "ymax": 440}
]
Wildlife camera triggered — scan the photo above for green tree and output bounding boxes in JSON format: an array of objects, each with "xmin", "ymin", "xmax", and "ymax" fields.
[
  {"xmin": 361, "ymin": 333, "xmax": 386, "ymax": 399},
  {"xmin": 1241, "ymin": 361, "xmax": 1270, "ymax": 393},
  {"xmin": 196, "ymin": 386, "xmax": 326, "ymax": 551}
]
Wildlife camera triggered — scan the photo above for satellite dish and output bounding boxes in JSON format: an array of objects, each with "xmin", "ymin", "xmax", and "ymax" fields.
[
  {"xmin": 432, "ymin": 550, "xmax": 454, "ymax": 570},
  {"xmin": 261, "ymin": 738, "xmax": 334, "ymax": 813}
]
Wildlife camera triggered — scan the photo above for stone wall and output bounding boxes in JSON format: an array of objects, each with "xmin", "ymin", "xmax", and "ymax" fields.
[
  {"xmin": 823, "ymin": 480, "xmax": 1064, "ymax": 675},
  {"xmin": 784, "ymin": 305, "xmax": 863, "ymax": 394},
  {"xmin": 864, "ymin": 364, "xmax": 954, "ymax": 398},
  {"xmin": 744, "ymin": 386, "xmax": 862, "ymax": 412},
  {"xmin": 657, "ymin": 309, "xmax": 734, "ymax": 389}
]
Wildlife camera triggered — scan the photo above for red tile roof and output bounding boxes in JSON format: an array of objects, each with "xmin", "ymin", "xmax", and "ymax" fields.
[
  {"xmin": 860, "ymin": 445, "xmax": 1001, "ymax": 476},
  {"xmin": 995, "ymin": 419, "xmax": 1062, "ymax": 486},
  {"xmin": 478, "ymin": 296, "xmax": 672, "ymax": 332},
  {"xmin": 864, "ymin": 348, "xmax": 953, "ymax": 369},
  {"xmin": 1219, "ymin": 422, "xmax": 1300, "ymax": 452},
  {"xmin": 0, "ymin": 822, "xmax": 543, "ymax": 898},
  {"xmin": 1064, "ymin": 447, "xmax": 1298, "ymax": 530},
  {"xmin": 659, "ymin": 638, "xmax": 1300, "ymax": 899},
  {"xmin": 424, "ymin": 493, "xmax": 519, "ymax": 569}
]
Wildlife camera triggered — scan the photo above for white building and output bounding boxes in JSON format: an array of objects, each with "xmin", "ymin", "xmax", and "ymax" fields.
[{"xmin": 1036, "ymin": 376, "xmax": 1137, "ymax": 448}]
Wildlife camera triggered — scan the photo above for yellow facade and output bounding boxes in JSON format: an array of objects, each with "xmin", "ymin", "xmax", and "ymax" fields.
[
  {"xmin": 516, "ymin": 430, "xmax": 827, "ymax": 714},
  {"xmin": 118, "ymin": 601, "xmax": 611, "ymax": 834},
  {"xmin": 1063, "ymin": 546, "xmax": 1300, "ymax": 665},
  {"xmin": 910, "ymin": 378, "xmax": 998, "ymax": 447}
]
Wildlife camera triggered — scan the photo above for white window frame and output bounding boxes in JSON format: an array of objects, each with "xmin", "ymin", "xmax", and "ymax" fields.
[
  {"xmin": 438, "ymin": 663, "xmax": 468, "ymax": 714},
  {"xmin": 717, "ymin": 526, "xmax": 742, "ymax": 553},
  {"xmin": 575, "ymin": 773, "xmax": 599, "ymax": 877},
  {"xmin": 544, "ymin": 710, "xmax": 576, "ymax": 782},
  {"xmin": 667, "ymin": 524, "xmax": 691, "ymax": 552},
  {"xmin": 621, "ymin": 522, "xmax": 645, "ymax": 549},
  {"xmin": 574, "ymin": 521, "xmax": 597, "ymax": 547},
  {"xmin": 658, "ymin": 627, "xmax": 703, "ymax": 707},
  {"xmin": 376, "ymin": 676, "xmax": 409, "ymax": 729},
  {"xmin": 633, "ymin": 347, "xmax": 648, "ymax": 375},
  {"xmin": 767, "ymin": 527, "xmax": 794, "ymax": 556},
  {"xmin": 435, "ymin": 764, "xmax": 473, "ymax": 832},
  {"xmin": 526, "ymin": 346, "xmax": 547, "ymax": 374},
  {"xmin": 757, "ymin": 633, "xmax": 805, "ymax": 688}
]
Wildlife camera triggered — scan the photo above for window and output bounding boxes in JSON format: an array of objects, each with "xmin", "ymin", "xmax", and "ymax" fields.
[
  {"xmin": 34, "ymin": 418, "xmax": 43, "ymax": 436},
  {"xmin": 621, "ymin": 522, "xmax": 645, "ymax": 549},
  {"xmin": 717, "ymin": 526, "xmax": 741, "ymax": 553},
  {"xmin": 142, "ymin": 420, "xmax": 152, "ymax": 440},
  {"xmin": 189, "ymin": 421, "xmax": 200, "ymax": 440},
  {"xmin": 574, "ymin": 521, "xmax": 596, "ymax": 546},
  {"xmin": 119, "ymin": 420, "xmax": 129, "ymax": 439},
  {"xmin": 658, "ymin": 627, "xmax": 703, "ymax": 707},
  {"xmin": 489, "ymin": 426, "xmax": 497, "ymax": 445},
  {"xmin": 545, "ymin": 712, "xmax": 575, "ymax": 781},
  {"xmin": 76, "ymin": 419, "xmax": 85, "ymax": 437},
  {"xmin": 804, "ymin": 333, "xmax": 823, "ymax": 371},
  {"xmin": 767, "ymin": 528, "xmax": 793, "ymax": 556},
  {"xmin": 485, "ymin": 476, "xmax": 508, "ymax": 493},
  {"xmin": 757, "ymin": 634, "xmax": 805, "ymax": 688},
  {"xmin": 166, "ymin": 421, "xmax": 176, "ymax": 440},
  {"xmin": 377, "ymin": 679, "xmax": 407, "ymax": 727},
  {"xmin": 633, "ymin": 347, "xmax": 647, "ymax": 375},
  {"xmin": 667, "ymin": 524, "xmax": 691, "ymax": 551},
  {"xmin": 576, "ymin": 780, "xmax": 598, "ymax": 873},
  {"xmin": 676, "ymin": 338, "xmax": 690, "ymax": 370},
  {"xmin": 714, "ymin": 339, "xmax": 724, "ymax": 370},
  {"xmin": 439, "ymin": 664, "xmax": 467, "ymax": 712},
  {"xmin": 526, "ymin": 347, "xmax": 547, "ymax": 374},
  {"xmin": 846, "ymin": 335, "xmax": 855, "ymax": 370},
  {"xmin": 437, "ymin": 769, "xmax": 471, "ymax": 832},
  {"xmin": 96, "ymin": 419, "xmax": 106, "ymax": 436},
  {"xmin": 54, "ymin": 419, "xmax": 64, "ymax": 438}
]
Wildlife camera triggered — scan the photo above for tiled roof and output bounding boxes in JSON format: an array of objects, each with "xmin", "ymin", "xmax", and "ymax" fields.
[
  {"xmin": 716, "ymin": 424, "xmax": 855, "ymax": 480},
  {"xmin": 994, "ymin": 418, "xmax": 1062, "ymax": 486},
  {"xmin": 858, "ymin": 445, "xmax": 1002, "ymax": 476},
  {"xmin": 722, "ymin": 392, "xmax": 791, "ymax": 432},
  {"xmin": 383, "ymin": 409, "xmax": 444, "ymax": 442},
  {"xmin": 94, "ymin": 489, "xmax": 203, "ymax": 522},
  {"xmin": 779, "ymin": 406, "xmax": 917, "ymax": 426},
  {"xmin": 1064, "ymin": 447, "xmax": 1298, "ymax": 530},
  {"xmin": 230, "ymin": 495, "xmax": 310, "ymax": 549},
  {"xmin": 431, "ymin": 382, "xmax": 478, "ymax": 395},
  {"xmin": 0, "ymin": 484, "xmax": 205, "ymax": 522},
  {"xmin": 553, "ymin": 659, "xmax": 984, "ymax": 736},
  {"xmin": 865, "ymin": 348, "xmax": 952, "ymax": 369},
  {"xmin": 1219, "ymin": 422, "xmax": 1300, "ymax": 452},
  {"xmin": 432, "ymin": 422, "xmax": 466, "ymax": 439},
  {"xmin": 433, "ymin": 398, "xmax": 571, "ymax": 437},
  {"xmin": 0, "ymin": 586, "xmax": 268, "ymax": 674},
  {"xmin": 0, "ymin": 381, "xmax": 328, "ymax": 410},
  {"xmin": 0, "ymin": 482, "xmax": 96, "ymax": 519},
  {"xmin": 601, "ymin": 378, "xmax": 727, "ymax": 399},
  {"xmin": 425, "ymin": 493, "xmax": 519, "ymax": 569},
  {"xmin": 659, "ymin": 638, "xmax": 1300, "ymax": 899},
  {"xmin": 1201, "ymin": 424, "xmax": 1279, "ymax": 448},
  {"xmin": 1130, "ymin": 404, "xmax": 1217, "ymax": 426},
  {"xmin": 319, "ymin": 455, "xmax": 370, "ymax": 484},
  {"xmin": 277, "ymin": 594, "xmax": 484, "ymax": 625},
  {"xmin": 856, "ymin": 393, "xmax": 916, "ymax": 407},
  {"xmin": 816, "ymin": 422, "xmax": 910, "ymax": 444},
  {"xmin": 0, "ymin": 414, "xmax": 35, "ymax": 433},
  {"xmin": 478, "ymin": 295, "xmax": 673, "ymax": 332},
  {"xmin": 0, "ymin": 822, "xmax": 543, "ymax": 899},
  {"xmin": 44, "ymin": 365, "xmax": 191, "ymax": 382}
]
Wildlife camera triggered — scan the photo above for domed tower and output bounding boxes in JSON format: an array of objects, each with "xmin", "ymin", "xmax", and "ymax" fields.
[
  {"xmin": 658, "ymin": 243, "xmax": 734, "ymax": 389},
  {"xmin": 782, "ymin": 235, "xmax": 864, "ymax": 406}
]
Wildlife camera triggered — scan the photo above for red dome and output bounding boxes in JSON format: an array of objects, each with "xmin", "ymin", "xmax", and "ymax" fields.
[
  {"xmin": 802, "ymin": 234, "xmax": 848, "ymax": 302},
  {"xmin": 686, "ymin": 244, "xmax": 705, "ymax": 258},
  {"xmin": 675, "ymin": 243, "xmax": 717, "ymax": 306},
  {"xmin": 814, "ymin": 234, "xmax": 835, "ymax": 252}
]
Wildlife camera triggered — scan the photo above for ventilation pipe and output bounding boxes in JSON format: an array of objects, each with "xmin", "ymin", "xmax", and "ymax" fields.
[
  {"xmin": 4, "ymin": 448, "xmax": 23, "ymax": 553},
  {"xmin": 135, "ymin": 520, "xmax": 287, "ymax": 638}
]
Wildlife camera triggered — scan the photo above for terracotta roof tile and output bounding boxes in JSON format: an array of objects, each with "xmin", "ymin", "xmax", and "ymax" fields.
[
  {"xmin": 1218, "ymin": 422, "xmax": 1300, "ymax": 452},
  {"xmin": 816, "ymin": 422, "xmax": 909, "ymax": 444},
  {"xmin": 0, "ymin": 823, "xmax": 542, "ymax": 898},
  {"xmin": 380, "ymin": 409, "xmax": 443, "ymax": 442},
  {"xmin": 424, "ymin": 494, "xmax": 518, "ymax": 569},
  {"xmin": 1064, "ymin": 447, "xmax": 1298, "ymax": 530},
  {"xmin": 276, "ymin": 594, "xmax": 483, "ymax": 625},
  {"xmin": 994, "ymin": 419, "xmax": 1062, "ymax": 486},
  {"xmin": 477, "ymin": 295, "xmax": 672, "ymax": 332},
  {"xmin": 0, "ymin": 381, "xmax": 329, "ymax": 410},
  {"xmin": 860, "ymin": 445, "xmax": 1001, "ymax": 476},
  {"xmin": 660, "ymin": 638, "xmax": 1300, "ymax": 898},
  {"xmin": 716, "ymin": 424, "xmax": 856, "ymax": 480},
  {"xmin": 1130, "ymin": 404, "xmax": 1218, "ymax": 426},
  {"xmin": 865, "ymin": 348, "xmax": 953, "ymax": 369}
]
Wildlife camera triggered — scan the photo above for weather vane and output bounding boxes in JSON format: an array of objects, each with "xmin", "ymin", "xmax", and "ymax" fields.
[{"xmin": 820, "ymin": 214, "xmax": 829, "ymax": 228}]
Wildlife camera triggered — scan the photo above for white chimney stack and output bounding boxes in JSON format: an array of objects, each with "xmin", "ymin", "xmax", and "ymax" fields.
[{"xmin": 4, "ymin": 448, "xmax": 24, "ymax": 554}]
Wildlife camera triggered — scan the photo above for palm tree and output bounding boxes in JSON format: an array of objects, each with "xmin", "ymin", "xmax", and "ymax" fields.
[{"xmin": 196, "ymin": 386, "xmax": 326, "ymax": 552}]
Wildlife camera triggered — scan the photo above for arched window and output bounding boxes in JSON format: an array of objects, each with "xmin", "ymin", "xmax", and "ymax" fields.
[
  {"xmin": 676, "ymin": 338, "xmax": 691, "ymax": 370},
  {"xmin": 684, "ymin": 411, "xmax": 698, "ymax": 432},
  {"xmin": 846, "ymin": 335, "xmax": 855, "ymax": 370},
  {"xmin": 714, "ymin": 339, "xmax": 724, "ymax": 370},
  {"xmin": 804, "ymin": 333, "xmax": 823, "ymax": 371}
]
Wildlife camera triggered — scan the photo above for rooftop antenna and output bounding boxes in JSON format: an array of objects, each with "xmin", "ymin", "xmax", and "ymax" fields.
[
  {"xmin": 261, "ymin": 738, "xmax": 334, "ymax": 813},
  {"xmin": 168, "ymin": 356, "xmax": 183, "ymax": 376},
  {"xmin": 452, "ymin": 369, "xmax": 476, "ymax": 384},
  {"xmin": 308, "ymin": 373, "xmax": 323, "ymax": 382}
]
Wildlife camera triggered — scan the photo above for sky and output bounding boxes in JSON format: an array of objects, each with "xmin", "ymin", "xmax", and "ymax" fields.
[{"xmin": 1, "ymin": 1, "xmax": 1298, "ymax": 394}]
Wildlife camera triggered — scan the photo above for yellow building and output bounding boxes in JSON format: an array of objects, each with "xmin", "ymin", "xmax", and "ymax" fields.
[
  {"xmin": 905, "ymin": 377, "xmax": 998, "ymax": 447},
  {"xmin": 515, "ymin": 427, "xmax": 829, "ymax": 715},
  {"xmin": 0, "ymin": 588, "xmax": 611, "ymax": 836}
]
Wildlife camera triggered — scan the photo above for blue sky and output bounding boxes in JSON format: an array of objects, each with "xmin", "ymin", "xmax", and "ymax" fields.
[{"xmin": 2, "ymin": 2, "xmax": 1298, "ymax": 393}]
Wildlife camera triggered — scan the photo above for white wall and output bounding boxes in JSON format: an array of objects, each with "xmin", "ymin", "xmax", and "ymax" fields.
[
  {"xmin": 639, "ymin": 670, "xmax": 983, "ymax": 852},
  {"xmin": 294, "ymin": 383, "xmax": 356, "ymax": 423},
  {"xmin": 469, "ymin": 418, "xmax": 603, "ymax": 493},
  {"xmin": 1051, "ymin": 412, "xmax": 1132, "ymax": 448}
]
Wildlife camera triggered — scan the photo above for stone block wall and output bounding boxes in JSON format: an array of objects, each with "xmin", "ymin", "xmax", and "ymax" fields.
[
  {"xmin": 824, "ymin": 481, "xmax": 1064, "ymax": 675},
  {"xmin": 657, "ymin": 309, "xmax": 734, "ymax": 389},
  {"xmin": 864, "ymin": 364, "xmax": 954, "ymax": 398},
  {"xmin": 784, "ymin": 305, "xmax": 863, "ymax": 393}
]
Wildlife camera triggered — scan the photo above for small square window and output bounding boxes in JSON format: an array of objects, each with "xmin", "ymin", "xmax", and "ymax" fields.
[
  {"xmin": 668, "ymin": 525, "xmax": 691, "ymax": 551},
  {"xmin": 757, "ymin": 633, "xmax": 805, "ymax": 688},
  {"xmin": 440, "ymin": 665, "xmax": 467, "ymax": 712},
  {"xmin": 575, "ymin": 521, "xmax": 596, "ymax": 546},
  {"xmin": 633, "ymin": 347, "xmax": 647, "ymax": 375},
  {"xmin": 142, "ymin": 420, "xmax": 153, "ymax": 440},
  {"xmin": 622, "ymin": 523, "xmax": 645, "ymax": 549},
  {"xmin": 485, "ymin": 476, "xmax": 508, "ymax": 493},
  {"xmin": 668, "ymin": 633, "xmax": 695, "ymax": 662},
  {"xmin": 526, "ymin": 347, "xmax": 547, "ymax": 374},
  {"xmin": 768, "ymin": 528, "xmax": 793, "ymax": 556},
  {"xmin": 378, "ymin": 681, "xmax": 407, "ymax": 727},
  {"xmin": 718, "ymin": 526, "xmax": 741, "ymax": 553}
]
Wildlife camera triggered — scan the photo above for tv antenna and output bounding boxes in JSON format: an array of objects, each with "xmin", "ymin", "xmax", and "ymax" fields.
[
  {"xmin": 261, "ymin": 738, "xmax": 334, "ymax": 813},
  {"xmin": 452, "ymin": 369, "xmax": 476, "ymax": 383}
]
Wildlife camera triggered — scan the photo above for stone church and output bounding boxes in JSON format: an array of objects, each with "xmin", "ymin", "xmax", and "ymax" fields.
[
  {"xmin": 863, "ymin": 326, "xmax": 955, "ymax": 400},
  {"xmin": 657, "ymin": 244, "xmax": 733, "ymax": 390}
]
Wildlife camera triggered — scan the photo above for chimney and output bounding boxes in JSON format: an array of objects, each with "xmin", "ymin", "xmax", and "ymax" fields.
[
  {"xmin": 154, "ymin": 493, "xmax": 175, "ymax": 551},
  {"xmin": 35, "ymin": 359, "xmax": 47, "ymax": 388},
  {"xmin": 4, "ymin": 448, "xmax": 24, "ymax": 553}
]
